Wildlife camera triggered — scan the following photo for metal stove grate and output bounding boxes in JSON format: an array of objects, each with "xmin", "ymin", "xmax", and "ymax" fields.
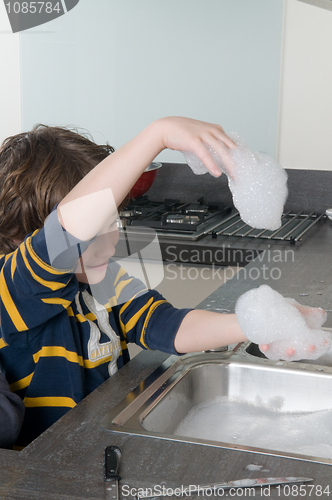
[{"xmin": 211, "ymin": 211, "xmax": 324, "ymax": 244}]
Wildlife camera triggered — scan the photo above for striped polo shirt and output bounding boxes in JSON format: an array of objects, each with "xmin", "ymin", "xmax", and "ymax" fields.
[{"xmin": 0, "ymin": 213, "xmax": 190, "ymax": 446}]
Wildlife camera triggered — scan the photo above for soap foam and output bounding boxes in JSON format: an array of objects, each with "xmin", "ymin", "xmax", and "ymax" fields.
[
  {"xmin": 183, "ymin": 133, "xmax": 288, "ymax": 231},
  {"xmin": 246, "ymin": 464, "xmax": 263, "ymax": 472},
  {"xmin": 235, "ymin": 284, "xmax": 331, "ymax": 361},
  {"xmin": 174, "ymin": 396, "xmax": 332, "ymax": 460}
]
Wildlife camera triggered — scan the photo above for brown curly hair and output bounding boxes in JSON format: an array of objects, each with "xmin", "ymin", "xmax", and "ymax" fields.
[{"xmin": 0, "ymin": 125, "xmax": 115, "ymax": 254}]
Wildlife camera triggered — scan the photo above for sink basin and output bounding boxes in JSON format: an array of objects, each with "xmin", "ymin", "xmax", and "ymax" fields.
[{"xmin": 101, "ymin": 350, "xmax": 332, "ymax": 464}]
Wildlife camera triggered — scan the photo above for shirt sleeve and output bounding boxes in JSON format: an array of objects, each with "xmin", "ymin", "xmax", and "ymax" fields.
[
  {"xmin": 0, "ymin": 372, "xmax": 25, "ymax": 449},
  {"xmin": 102, "ymin": 267, "xmax": 192, "ymax": 354},
  {"xmin": 122, "ymin": 291, "xmax": 192, "ymax": 354}
]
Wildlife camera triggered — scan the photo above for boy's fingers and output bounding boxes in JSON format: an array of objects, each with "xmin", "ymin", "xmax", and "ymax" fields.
[
  {"xmin": 191, "ymin": 136, "xmax": 236, "ymax": 179},
  {"xmin": 306, "ymin": 345, "xmax": 316, "ymax": 352},
  {"xmin": 214, "ymin": 129, "xmax": 237, "ymax": 150}
]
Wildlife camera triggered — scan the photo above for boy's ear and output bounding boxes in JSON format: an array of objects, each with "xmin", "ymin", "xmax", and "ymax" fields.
[{"xmin": 12, "ymin": 239, "xmax": 22, "ymax": 246}]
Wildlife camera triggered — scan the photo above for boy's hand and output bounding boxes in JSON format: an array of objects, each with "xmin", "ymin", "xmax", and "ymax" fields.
[
  {"xmin": 235, "ymin": 285, "xmax": 332, "ymax": 362},
  {"xmin": 155, "ymin": 117, "xmax": 236, "ymax": 178},
  {"xmin": 260, "ymin": 300, "xmax": 329, "ymax": 358}
]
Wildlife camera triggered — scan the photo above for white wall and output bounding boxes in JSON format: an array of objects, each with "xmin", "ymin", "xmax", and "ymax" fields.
[
  {"xmin": 278, "ymin": 0, "xmax": 332, "ymax": 170},
  {"xmin": 19, "ymin": 0, "xmax": 283, "ymax": 161},
  {"xmin": 0, "ymin": 2, "xmax": 21, "ymax": 144},
  {"xmin": 3, "ymin": 0, "xmax": 332, "ymax": 171}
]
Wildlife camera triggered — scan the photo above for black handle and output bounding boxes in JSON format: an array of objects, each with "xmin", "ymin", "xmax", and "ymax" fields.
[{"xmin": 105, "ymin": 445, "xmax": 121, "ymax": 481}]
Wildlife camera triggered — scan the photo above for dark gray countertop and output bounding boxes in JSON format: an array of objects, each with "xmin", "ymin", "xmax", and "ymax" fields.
[{"xmin": 2, "ymin": 167, "xmax": 332, "ymax": 499}]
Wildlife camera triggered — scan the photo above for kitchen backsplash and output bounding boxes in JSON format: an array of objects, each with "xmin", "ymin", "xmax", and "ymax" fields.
[{"xmin": 147, "ymin": 163, "xmax": 332, "ymax": 214}]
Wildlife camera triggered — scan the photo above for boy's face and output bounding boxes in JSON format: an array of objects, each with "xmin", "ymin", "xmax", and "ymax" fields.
[{"xmin": 75, "ymin": 222, "xmax": 119, "ymax": 285}]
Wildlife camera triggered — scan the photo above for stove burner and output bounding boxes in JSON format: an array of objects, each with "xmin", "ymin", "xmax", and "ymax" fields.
[
  {"xmin": 120, "ymin": 209, "xmax": 135, "ymax": 218},
  {"xmin": 120, "ymin": 208, "xmax": 144, "ymax": 217},
  {"xmin": 166, "ymin": 214, "xmax": 201, "ymax": 225},
  {"xmin": 184, "ymin": 204, "xmax": 209, "ymax": 214},
  {"xmin": 119, "ymin": 196, "xmax": 231, "ymax": 235}
]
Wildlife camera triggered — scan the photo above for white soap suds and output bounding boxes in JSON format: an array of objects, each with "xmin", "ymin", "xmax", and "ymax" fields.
[
  {"xmin": 231, "ymin": 479, "xmax": 257, "ymax": 487},
  {"xmin": 174, "ymin": 396, "xmax": 332, "ymax": 460},
  {"xmin": 183, "ymin": 133, "xmax": 288, "ymax": 231},
  {"xmin": 235, "ymin": 285, "xmax": 331, "ymax": 361},
  {"xmin": 246, "ymin": 464, "xmax": 263, "ymax": 471}
]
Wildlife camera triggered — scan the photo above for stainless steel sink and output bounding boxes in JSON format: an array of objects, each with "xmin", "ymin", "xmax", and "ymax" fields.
[{"xmin": 101, "ymin": 349, "xmax": 332, "ymax": 464}]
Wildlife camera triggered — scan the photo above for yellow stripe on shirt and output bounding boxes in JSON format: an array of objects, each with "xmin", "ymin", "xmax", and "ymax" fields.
[
  {"xmin": 115, "ymin": 278, "xmax": 134, "ymax": 298},
  {"xmin": 140, "ymin": 300, "xmax": 167, "ymax": 348},
  {"xmin": 67, "ymin": 307, "xmax": 74, "ymax": 316},
  {"xmin": 33, "ymin": 345, "xmax": 84, "ymax": 366},
  {"xmin": 119, "ymin": 297, "xmax": 154, "ymax": 337},
  {"xmin": 10, "ymin": 250, "xmax": 17, "ymax": 280},
  {"xmin": 10, "ymin": 372, "xmax": 34, "ymax": 392},
  {"xmin": 114, "ymin": 267, "xmax": 127, "ymax": 287},
  {"xmin": 24, "ymin": 396, "xmax": 77, "ymax": 408},
  {"xmin": 0, "ymin": 338, "xmax": 8, "ymax": 348},
  {"xmin": 85, "ymin": 312, "xmax": 97, "ymax": 322},
  {"xmin": 84, "ymin": 355, "xmax": 113, "ymax": 369},
  {"xmin": 33, "ymin": 345, "xmax": 112, "ymax": 369},
  {"xmin": 118, "ymin": 298, "xmax": 135, "ymax": 334},
  {"xmin": 26, "ymin": 231, "xmax": 72, "ymax": 275},
  {"xmin": 0, "ymin": 272, "xmax": 27, "ymax": 331},
  {"xmin": 20, "ymin": 244, "xmax": 67, "ymax": 291},
  {"xmin": 41, "ymin": 297, "xmax": 72, "ymax": 307},
  {"xmin": 105, "ymin": 296, "xmax": 118, "ymax": 308}
]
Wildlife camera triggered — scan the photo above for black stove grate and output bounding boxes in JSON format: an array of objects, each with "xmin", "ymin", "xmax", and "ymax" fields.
[
  {"xmin": 211, "ymin": 211, "xmax": 324, "ymax": 244},
  {"xmin": 120, "ymin": 197, "xmax": 324, "ymax": 244}
]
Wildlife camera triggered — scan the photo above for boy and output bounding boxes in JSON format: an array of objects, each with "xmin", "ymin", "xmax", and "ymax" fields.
[{"xmin": 0, "ymin": 117, "xmax": 248, "ymax": 447}]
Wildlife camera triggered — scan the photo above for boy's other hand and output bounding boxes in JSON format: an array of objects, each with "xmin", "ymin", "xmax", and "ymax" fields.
[{"xmin": 259, "ymin": 301, "xmax": 328, "ymax": 359}]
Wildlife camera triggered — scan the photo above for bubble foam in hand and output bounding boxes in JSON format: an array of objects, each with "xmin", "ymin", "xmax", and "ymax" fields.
[
  {"xmin": 183, "ymin": 133, "xmax": 288, "ymax": 231},
  {"xmin": 235, "ymin": 284, "xmax": 331, "ymax": 362}
]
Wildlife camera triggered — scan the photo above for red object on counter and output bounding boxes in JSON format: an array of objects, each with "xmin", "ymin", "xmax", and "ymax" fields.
[{"xmin": 129, "ymin": 162, "xmax": 162, "ymax": 199}]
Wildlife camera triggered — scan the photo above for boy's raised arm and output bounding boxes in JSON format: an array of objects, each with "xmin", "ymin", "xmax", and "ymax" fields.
[{"xmin": 57, "ymin": 117, "xmax": 235, "ymax": 241}]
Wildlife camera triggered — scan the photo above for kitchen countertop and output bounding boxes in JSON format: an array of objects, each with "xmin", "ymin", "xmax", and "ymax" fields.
[{"xmin": 2, "ymin": 218, "xmax": 332, "ymax": 499}]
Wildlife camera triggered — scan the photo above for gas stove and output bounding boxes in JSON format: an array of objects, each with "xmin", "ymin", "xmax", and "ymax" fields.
[
  {"xmin": 119, "ymin": 196, "xmax": 324, "ymax": 266},
  {"xmin": 119, "ymin": 196, "xmax": 232, "ymax": 240}
]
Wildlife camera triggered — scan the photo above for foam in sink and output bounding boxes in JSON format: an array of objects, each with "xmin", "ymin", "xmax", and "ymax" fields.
[{"xmin": 174, "ymin": 394, "xmax": 332, "ymax": 460}]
